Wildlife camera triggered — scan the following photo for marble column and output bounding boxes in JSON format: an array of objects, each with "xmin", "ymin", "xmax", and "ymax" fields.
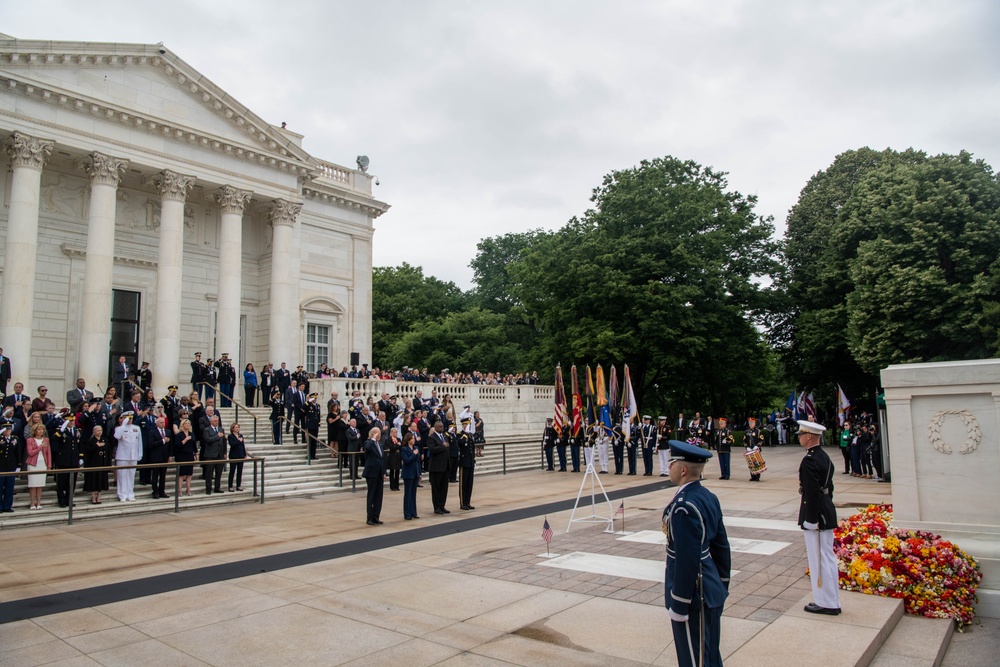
[
  {"xmin": 266, "ymin": 199, "xmax": 302, "ymax": 367},
  {"xmin": 78, "ymin": 152, "xmax": 129, "ymax": 389},
  {"xmin": 151, "ymin": 170, "xmax": 195, "ymax": 394},
  {"xmin": 213, "ymin": 185, "xmax": 252, "ymax": 370},
  {"xmin": 0, "ymin": 132, "xmax": 53, "ymax": 384}
]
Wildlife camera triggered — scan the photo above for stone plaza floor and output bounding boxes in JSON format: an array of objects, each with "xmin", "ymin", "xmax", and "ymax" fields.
[{"xmin": 0, "ymin": 446, "xmax": 997, "ymax": 665}]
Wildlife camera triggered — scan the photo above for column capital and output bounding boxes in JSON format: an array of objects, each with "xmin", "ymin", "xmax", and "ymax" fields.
[
  {"xmin": 82, "ymin": 151, "xmax": 129, "ymax": 186},
  {"xmin": 153, "ymin": 169, "xmax": 196, "ymax": 202},
  {"xmin": 4, "ymin": 132, "xmax": 53, "ymax": 171},
  {"xmin": 214, "ymin": 185, "xmax": 253, "ymax": 215},
  {"xmin": 267, "ymin": 199, "xmax": 302, "ymax": 227}
]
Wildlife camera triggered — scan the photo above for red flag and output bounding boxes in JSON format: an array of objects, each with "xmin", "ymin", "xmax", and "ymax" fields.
[
  {"xmin": 571, "ymin": 365, "xmax": 582, "ymax": 437},
  {"xmin": 553, "ymin": 365, "xmax": 567, "ymax": 436},
  {"xmin": 542, "ymin": 517, "xmax": 553, "ymax": 543},
  {"xmin": 609, "ymin": 366, "xmax": 620, "ymax": 418}
]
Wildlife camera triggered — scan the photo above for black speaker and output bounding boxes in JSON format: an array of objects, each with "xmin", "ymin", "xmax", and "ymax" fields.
[{"xmin": 350, "ymin": 352, "xmax": 360, "ymax": 366}]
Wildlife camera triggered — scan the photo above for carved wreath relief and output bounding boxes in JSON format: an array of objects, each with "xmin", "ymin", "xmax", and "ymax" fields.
[{"xmin": 927, "ymin": 409, "xmax": 981, "ymax": 455}]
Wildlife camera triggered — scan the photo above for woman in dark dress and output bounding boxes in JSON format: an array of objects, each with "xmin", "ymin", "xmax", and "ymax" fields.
[
  {"xmin": 400, "ymin": 431, "xmax": 420, "ymax": 520},
  {"xmin": 172, "ymin": 418, "xmax": 197, "ymax": 496},
  {"xmin": 83, "ymin": 425, "xmax": 110, "ymax": 504},
  {"xmin": 227, "ymin": 423, "xmax": 247, "ymax": 492},
  {"xmin": 473, "ymin": 411, "xmax": 486, "ymax": 457},
  {"xmin": 386, "ymin": 427, "xmax": 402, "ymax": 491}
]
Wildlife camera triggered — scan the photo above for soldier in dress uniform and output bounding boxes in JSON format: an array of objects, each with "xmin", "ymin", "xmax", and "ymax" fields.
[
  {"xmin": 611, "ymin": 422, "xmax": 625, "ymax": 474},
  {"xmin": 555, "ymin": 424, "xmax": 569, "ymax": 472},
  {"xmin": 457, "ymin": 417, "xmax": 476, "ymax": 510},
  {"xmin": 136, "ymin": 362, "xmax": 152, "ymax": 392},
  {"xmin": 640, "ymin": 414, "xmax": 656, "ymax": 476},
  {"xmin": 191, "ymin": 352, "xmax": 206, "ymax": 398},
  {"xmin": 541, "ymin": 418, "xmax": 557, "ymax": 471},
  {"xmin": 570, "ymin": 425, "xmax": 584, "ymax": 473},
  {"xmin": 0, "ymin": 422, "xmax": 24, "ymax": 512},
  {"xmin": 657, "ymin": 416, "xmax": 671, "ymax": 476},
  {"xmin": 797, "ymin": 419, "xmax": 841, "ymax": 615},
  {"xmin": 303, "ymin": 393, "xmax": 322, "ymax": 459},
  {"xmin": 594, "ymin": 420, "xmax": 610, "ymax": 474},
  {"xmin": 626, "ymin": 420, "xmax": 640, "ymax": 475},
  {"xmin": 744, "ymin": 417, "xmax": 763, "ymax": 481},
  {"xmin": 713, "ymin": 417, "xmax": 733, "ymax": 480},
  {"xmin": 52, "ymin": 414, "xmax": 82, "ymax": 507},
  {"xmin": 663, "ymin": 439, "xmax": 731, "ymax": 667}
]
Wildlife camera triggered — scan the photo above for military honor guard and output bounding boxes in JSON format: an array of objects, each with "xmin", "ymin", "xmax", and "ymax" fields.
[
  {"xmin": 556, "ymin": 425, "xmax": 569, "ymax": 472},
  {"xmin": 612, "ymin": 422, "xmax": 625, "ymax": 474},
  {"xmin": 596, "ymin": 421, "xmax": 610, "ymax": 474},
  {"xmin": 797, "ymin": 419, "xmax": 841, "ymax": 615},
  {"xmin": 541, "ymin": 418, "xmax": 557, "ymax": 471},
  {"xmin": 457, "ymin": 417, "xmax": 476, "ymax": 510},
  {"xmin": 304, "ymin": 392, "xmax": 322, "ymax": 459},
  {"xmin": 663, "ymin": 439, "xmax": 731, "ymax": 667},
  {"xmin": 713, "ymin": 417, "xmax": 733, "ymax": 480},
  {"xmin": 626, "ymin": 421, "xmax": 639, "ymax": 475},
  {"xmin": 657, "ymin": 416, "xmax": 671, "ymax": 476},
  {"xmin": 0, "ymin": 422, "xmax": 23, "ymax": 513},
  {"xmin": 743, "ymin": 417, "xmax": 766, "ymax": 481},
  {"xmin": 640, "ymin": 414, "xmax": 656, "ymax": 476},
  {"xmin": 191, "ymin": 352, "xmax": 206, "ymax": 398}
]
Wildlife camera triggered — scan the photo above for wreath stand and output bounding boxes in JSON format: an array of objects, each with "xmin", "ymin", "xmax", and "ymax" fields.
[{"xmin": 566, "ymin": 446, "xmax": 615, "ymax": 533}]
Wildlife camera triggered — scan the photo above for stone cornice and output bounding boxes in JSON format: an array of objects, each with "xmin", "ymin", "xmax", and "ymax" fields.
[
  {"xmin": 267, "ymin": 199, "xmax": 303, "ymax": 228},
  {"xmin": 302, "ymin": 185, "xmax": 391, "ymax": 219},
  {"xmin": 3, "ymin": 131, "xmax": 53, "ymax": 170},
  {"xmin": 214, "ymin": 185, "xmax": 253, "ymax": 215},
  {"xmin": 81, "ymin": 151, "xmax": 128, "ymax": 186},
  {"xmin": 61, "ymin": 243, "xmax": 157, "ymax": 268}
]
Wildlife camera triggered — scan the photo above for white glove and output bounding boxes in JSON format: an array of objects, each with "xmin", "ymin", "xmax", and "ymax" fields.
[
  {"xmin": 668, "ymin": 609, "xmax": 689, "ymax": 623},
  {"xmin": 802, "ymin": 521, "xmax": 818, "ymax": 531}
]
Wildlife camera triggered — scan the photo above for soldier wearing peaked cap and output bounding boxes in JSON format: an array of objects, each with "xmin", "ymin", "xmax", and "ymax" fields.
[
  {"xmin": 663, "ymin": 440, "xmax": 730, "ymax": 667},
  {"xmin": 796, "ymin": 419, "xmax": 841, "ymax": 615}
]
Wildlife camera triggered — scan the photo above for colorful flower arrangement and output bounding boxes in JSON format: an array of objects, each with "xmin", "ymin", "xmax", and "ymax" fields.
[{"xmin": 834, "ymin": 503, "xmax": 983, "ymax": 625}]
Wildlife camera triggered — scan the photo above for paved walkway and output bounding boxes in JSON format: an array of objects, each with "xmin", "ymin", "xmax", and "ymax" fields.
[{"xmin": 0, "ymin": 446, "xmax": 994, "ymax": 665}]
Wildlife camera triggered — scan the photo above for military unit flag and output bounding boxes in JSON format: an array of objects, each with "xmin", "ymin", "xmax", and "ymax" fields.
[{"xmin": 553, "ymin": 365, "xmax": 567, "ymax": 436}]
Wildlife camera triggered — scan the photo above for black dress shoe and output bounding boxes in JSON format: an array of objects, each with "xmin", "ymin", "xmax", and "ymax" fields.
[
  {"xmin": 367, "ymin": 520, "xmax": 376, "ymax": 525},
  {"xmin": 373, "ymin": 519, "xmax": 383, "ymax": 524},
  {"xmin": 466, "ymin": 505, "xmax": 475, "ymax": 510},
  {"xmin": 643, "ymin": 473, "xmax": 652, "ymax": 476},
  {"xmin": 434, "ymin": 509, "xmax": 444, "ymax": 514},
  {"xmin": 460, "ymin": 505, "xmax": 470, "ymax": 510},
  {"xmin": 804, "ymin": 603, "xmax": 841, "ymax": 615},
  {"xmin": 413, "ymin": 515, "xmax": 420, "ymax": 519},
  {"xmin": 404, "ymin": 516, "xmax": 412, "ymax": 520},
  {"xmin": 441, "ymin": 508, "xmax": 450, "ymax": 513}
]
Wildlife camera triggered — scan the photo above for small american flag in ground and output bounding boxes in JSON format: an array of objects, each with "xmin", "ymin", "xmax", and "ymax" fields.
[
  {"xmin": 615, "ymin": 501, "xmax": 624, "ymax": 515},
  {"xmin": 541, "ymin": 518, "xmax": 553, "ymax": 543}
]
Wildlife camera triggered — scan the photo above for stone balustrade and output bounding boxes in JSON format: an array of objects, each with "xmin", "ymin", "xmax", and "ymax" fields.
[{"xmin": 308, "ymin": 378, "xmax": 554, "ymax": 438}]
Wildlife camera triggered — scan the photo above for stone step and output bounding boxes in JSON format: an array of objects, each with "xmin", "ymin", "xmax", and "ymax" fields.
[
  {"xmin": 868, "ymin": 613, "xmax": 955, "ymax": 666},
  {"xmin": 726, "ymin": 591, "xmax": 905, "ymax": 667}
]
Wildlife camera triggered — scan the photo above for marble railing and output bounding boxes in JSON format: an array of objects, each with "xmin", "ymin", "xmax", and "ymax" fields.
[
  {"xmin": 308, "ymin": 378, "xmax": 553, "ymax": 438},
  {"xmin": 313, "ymin": 160, "xmax": 373, "ymax": 195}
]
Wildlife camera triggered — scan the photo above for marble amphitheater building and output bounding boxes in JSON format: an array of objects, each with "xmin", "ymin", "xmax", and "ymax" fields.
[{"xmin": 0, "ymin": 35, "xmax": 389, "ymax": 398}]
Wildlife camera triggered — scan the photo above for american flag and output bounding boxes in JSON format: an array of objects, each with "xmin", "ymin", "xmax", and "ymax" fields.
[
  {"xmin": 615, "ymin": 501, "xmax": 624, "ymax": 516},
  {"xmin": 541, "ymin": 518, "xmax": 553, "ymax": 543}
]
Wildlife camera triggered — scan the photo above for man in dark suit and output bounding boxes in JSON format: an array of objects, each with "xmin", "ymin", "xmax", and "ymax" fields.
[
  {"xmin": 284, "ymin": 380, "xmax": 303, "ymax": 442},
  {"xmin": 112, "ymin": 355, "xmax": 132, "ymax": 399},
  {"xmin": 274, "ymin": 362, "xmax": 291, "ymax": 395},
  {"xmin": 146, "ymin": 416, "xmax": 172, "ymax": 498},
  {"xmin": 427, "ymin": 420, "xmax": 451, "ymax": 514},
  {"xmin": 363, "ymin": 426, "xmax": 386, "ymax": 525},
  {"xmin": 345, "ymin": 418, "xmax": 362, "ymax": 479},
  {"xmin": 0, "ymin": 347, "xmax": 11, "ymax": 395},
  {"xmin": 66, "ymin": 378, "xmax": 95, "ymax": 413},
  {"xmin": 797, "ymin": 419, "xmax": 841, "ymax": 615},
  {"xmin": 201, "ymin": 415, "xmax": 227, "ymax": 495},
  {"xmin": 377, "ymin": 392, "xmax": 396, "ymax": 425},
  {"xmin": 411, "ymin": 390, "xmax": 424, "ymax": 412},
  {"xmin": 2, "ymin": 382, "xmax": 28, "ymax": 410}
]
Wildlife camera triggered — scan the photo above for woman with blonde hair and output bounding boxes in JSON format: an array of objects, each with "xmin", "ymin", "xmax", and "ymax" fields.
[
  {"xmin": 172, "ymin": 418, "xmax": 197, "ymax": 496},
  {"xmin": 25, "ymin": 423, "xmax": 51, "ymax": 510}
]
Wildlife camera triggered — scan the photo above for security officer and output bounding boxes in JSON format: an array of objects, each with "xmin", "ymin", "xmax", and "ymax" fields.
[
  {"xmin": 713, "ymin": 417, "xmax": 733, "ymax": 480},
  {"xmin": 457, "ymin": 417, "xmax": 476, "ymax": 510},
  {"xmin": 663, "ymin": 439, "xmax": 731, "ymax": 667},
  {"xmin": 541, "ymin": 418, "xmax": 557, "ymax": 471},
  {"xmin": 797, "ymin": 419, "xmax": 841, "ymax": 615},
  {"xmin": 640, "ymin": 414, "xmax": 656, "ymax": 476},
  {"xmin": 744, "ymin": 417, "xmax": 763, "ymax": 482}
]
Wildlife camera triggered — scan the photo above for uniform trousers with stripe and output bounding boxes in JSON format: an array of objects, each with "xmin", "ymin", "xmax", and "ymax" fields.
[{"xmin": 670, "ymin": 603, "xmax": 723, "ymax": 667}]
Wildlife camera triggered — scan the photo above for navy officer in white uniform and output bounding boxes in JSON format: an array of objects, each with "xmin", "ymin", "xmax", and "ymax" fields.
[{"xmin": 663, "ymin": 439, "xmax": 731, "ymax": 667}]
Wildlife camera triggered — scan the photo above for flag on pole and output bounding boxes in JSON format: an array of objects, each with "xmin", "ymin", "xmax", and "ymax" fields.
[
  {"xmin": 541, "ymin": 517, "xmax": 553, "ymax": 543},
  {"xmin": 609, "ymin": 366, "xmax": 620, "ymax": 420},
  {"xmin": 615, "ymin": 501, "xmax": 624, "ymax": 516},
  {"xmin": 837, "ymin": 385, "xmax": 851, "ymax": 426},
  {"xmin": 554, "ymin": 365, "xmax": 567, "ymax": 437},
  {"xmin": 596, "ymin": 365, "xmax": 611, "ymax": 437},
  {"xmin": 570, "ymin": 365, "xmax": 582, "ymax": 437},
  {"xmin": 621, "ymin": 365, "xmax": 638, "ymax": 441},
  {"xmin": 805, "ymin": 392, "xmax": 816, "ymax": 419},
  {"xmin": 785, "ymin": 389, "xmax": 797, "ymax": 419},
  {"xmin": 585, "ymin": 366, "xmax": 596, "ymax": 426}
]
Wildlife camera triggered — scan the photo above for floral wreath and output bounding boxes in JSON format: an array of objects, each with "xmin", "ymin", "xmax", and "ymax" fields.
[{"xmin": 927, "ymin": 409, "xmax": 981, "ymax": 455}]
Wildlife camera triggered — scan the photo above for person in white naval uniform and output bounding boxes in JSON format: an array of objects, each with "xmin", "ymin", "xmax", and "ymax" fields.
[{"xmin": 113, "ymin": 412, "xmax": 143, "ymax": 502}]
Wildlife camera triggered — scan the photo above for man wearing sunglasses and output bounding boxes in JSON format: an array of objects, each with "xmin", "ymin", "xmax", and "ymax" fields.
[{"xmin": 663, "ymin": 440, "xmax": 731, "ymax": 667}]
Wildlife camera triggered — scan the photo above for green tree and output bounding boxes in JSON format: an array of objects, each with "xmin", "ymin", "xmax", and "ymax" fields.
[
  {"xmin": 371, "ymin": 263, "xmax": 467, "ymax": 368},
  {"xmin": 384, "ymin": 308, "xmax": 525, "ymax": 373},
  {"xmin": 508, "ymin": 156, "xmax": 783, "ymax": 416}
]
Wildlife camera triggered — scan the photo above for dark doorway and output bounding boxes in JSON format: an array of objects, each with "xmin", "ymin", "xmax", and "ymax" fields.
[{"xmin": 107, "ymin": 289, "xmax": 141, "ymax": 392}]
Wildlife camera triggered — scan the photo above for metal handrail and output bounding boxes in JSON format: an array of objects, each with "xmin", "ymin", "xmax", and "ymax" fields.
[
  {"xmin": 0, "ymin": 456, "xmax": 266, "ymax": 525},
  {"xmin": 197, "ymin": 382, "xmax": 258, "ymax": 444},
  {"xmin": 273, "ymin": 415, "xmax": 368, "ymax": 492}
]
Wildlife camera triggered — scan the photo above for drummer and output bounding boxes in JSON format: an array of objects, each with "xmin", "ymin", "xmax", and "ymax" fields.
[{"xmin": 744, "ymin": 417, "xmax": 764, "ymax": 482}]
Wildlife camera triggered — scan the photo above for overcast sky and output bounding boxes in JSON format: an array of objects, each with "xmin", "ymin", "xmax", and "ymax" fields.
[{"xmin": 4, "ymin": 1, "xmax": 998, "ymax": 288}]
